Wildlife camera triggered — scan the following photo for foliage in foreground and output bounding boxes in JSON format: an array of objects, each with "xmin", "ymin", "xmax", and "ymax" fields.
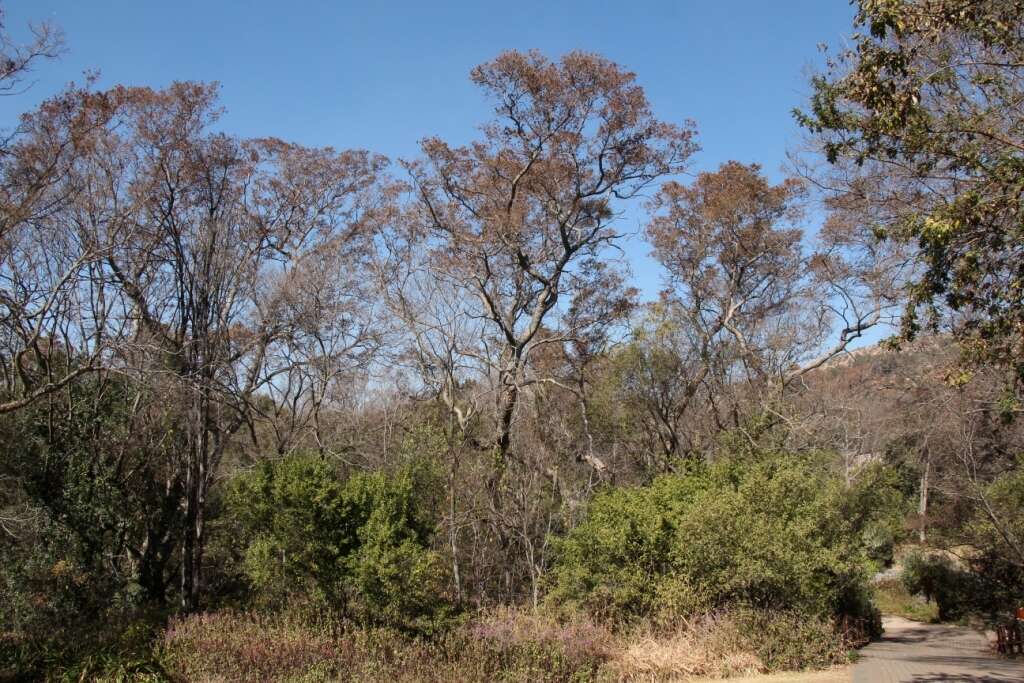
[
  {"xmin": 800, "ymin": 0, "xmax": 1024, "ymax": 383},
  {"xmin": 157, "ymin": 606, "xmax": 853, "ymax": 683},
  {"xmin": 959, "ymin": 462, "xmax": 1024, "ymax": 614}
]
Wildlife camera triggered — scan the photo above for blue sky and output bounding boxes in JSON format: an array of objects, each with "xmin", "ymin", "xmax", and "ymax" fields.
[{"xmin": 4, "ymin": 0, "xmax": 858, "ymax": 299}]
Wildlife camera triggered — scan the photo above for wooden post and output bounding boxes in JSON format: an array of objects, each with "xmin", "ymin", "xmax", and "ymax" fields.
[{"xmin": 997, "ymin": 619, "xmax": 1024, "ymax": 655}]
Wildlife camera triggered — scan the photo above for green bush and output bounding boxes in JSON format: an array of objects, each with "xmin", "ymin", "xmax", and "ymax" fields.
[
  {"xmin": 0, "ymin": 375, "xmax": 183, "ymax": 680},
  {"xmin": 227, "ymin": 453, "xmax": 449, "ymax": 630},
  {"xmin": 842, "ymin": 463, "xmax": 910, "ymax": 569},
  {"xmin": 901, "ymin": 550, "xmax": 978, "ymax": 621},
  {"xmin": 735, "ymin": 608, "xmax": 853, "ymax": 671},
  {"xmin": 548, "ymin": 450, "xmax": 882, "ymax": 624}
]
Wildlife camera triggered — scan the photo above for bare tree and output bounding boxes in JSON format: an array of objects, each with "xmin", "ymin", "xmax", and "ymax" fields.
[
  {"xmin": 258, "ymin": 214, "xmax": 387, "ymax": 457},
  {"xmin": 404, "ymin": 50, "xmax": 696, "ymax": 478},
  {"xmin": 13, "ymin": 82, "xmax": 388, "ymax": 610},
  {"xmin": 632, "ymin": 161, "xmax": 908, "ymax": 463},
  {"xmin": 638, "ymin": 162, "xmax": 808, "ymax": 460},
  {"xmin": 0, "ymin": 6, "xmax": 63, "ymax": 99},
  {"xmin": 0, "ymin": 72, "xmax": 137, "ymax": 416}
]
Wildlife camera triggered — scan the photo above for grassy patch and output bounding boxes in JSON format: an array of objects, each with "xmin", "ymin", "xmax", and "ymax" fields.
[
  {"xmin": 872, "ymin": 579, "xmax": 939, "ymax": 623},
  {"xmin": 610, "ymin": 609, "xmax": 851, "ymax": 681}
]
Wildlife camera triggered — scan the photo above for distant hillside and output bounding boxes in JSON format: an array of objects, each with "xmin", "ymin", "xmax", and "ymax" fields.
[{"xmin": 806, "ymin": 335, "xmax": 956, "ymax": 385}]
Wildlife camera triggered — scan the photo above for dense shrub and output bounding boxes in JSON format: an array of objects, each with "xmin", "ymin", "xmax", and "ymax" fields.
[
  {"xmin": 901, "ymin": 550, "xmax": 980, "ymax": 621},
  {"xmin": 0, "ymin": 375, "xmax": 180, "ymax": 679},
  {"xmin": 226, "ymin": 453, "xmax": 449, "ymax": 630},
  {"xmin": 548, "ymin": 449, "xmax": 887, "ymax": 624},
  {"xmin": 841, "ymin": 463, "xmax": 911, "ymax": 569},
  {"xmin": 738, "ymin": 608, "xmax": 853, "ymax": 670}
]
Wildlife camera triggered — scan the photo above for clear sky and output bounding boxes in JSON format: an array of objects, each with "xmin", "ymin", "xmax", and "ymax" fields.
[{"xmin": 3, "ymin": 0, "xmax": 859, "ymax": 300}]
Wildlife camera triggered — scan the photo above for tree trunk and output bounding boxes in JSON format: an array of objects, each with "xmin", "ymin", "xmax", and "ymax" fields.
[
  {"xmin": 918, "ymin": 456, "xmax": 930, "ymax": 543},
  {"xmin": 448, "ymin": 460, "xmax": 462, "ymax": 604},
  {"xmin": 487, "ymin": 379, "xmax": 518, "ymax": 510},
  {"xmin": 181, "ymin": 458, "xmax": 197, "ymax": 612},
  {"xmin": 448, "ymin": 446, "xmax": 464, "ymax": 606},
  {"xmin": 137, "ymin": 485, "xmax": 181, "ymax": 604},
  {"xmin": 495, "ymin": 382, "xmax": 517, "ymax": 462},
  {"xmin": 181, "ymin": 383, "xmax": 210, "ymax": 613}
]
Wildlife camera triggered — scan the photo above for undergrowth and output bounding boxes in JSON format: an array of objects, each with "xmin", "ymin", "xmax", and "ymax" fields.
[{"xmin": 152, "ymin": 606, "xmax": 858, "ymax": 683}]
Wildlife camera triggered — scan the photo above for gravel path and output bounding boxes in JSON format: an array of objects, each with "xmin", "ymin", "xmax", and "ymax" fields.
[{"xmin": 853, "ymin": 616, "xmax": 1023, "ymax": 682}]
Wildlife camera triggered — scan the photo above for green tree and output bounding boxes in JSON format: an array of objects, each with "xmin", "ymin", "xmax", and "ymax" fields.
[{"xmin": 227, "ymin": 453, "xmax": 448, "ymax": 630}]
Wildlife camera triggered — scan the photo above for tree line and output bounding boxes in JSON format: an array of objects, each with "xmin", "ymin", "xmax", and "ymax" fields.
[{"xmin": 1, "ymin": 1, "xmax": 1023, "ymax": 678}]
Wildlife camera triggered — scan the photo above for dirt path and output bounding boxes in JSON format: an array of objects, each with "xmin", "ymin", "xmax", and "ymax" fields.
[{"xmin": 852, "ymin": 616, "xmax": 1023, "ymax": 682}]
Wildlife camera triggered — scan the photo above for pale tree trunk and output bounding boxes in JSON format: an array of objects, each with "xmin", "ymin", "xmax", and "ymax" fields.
[
  {"xmin": 447, "ymin": 451, "xmax": 463, "ymax": 605},
  {"xmin": 918, "ymin": 455, "xmax": 930, "ymax": 544}
]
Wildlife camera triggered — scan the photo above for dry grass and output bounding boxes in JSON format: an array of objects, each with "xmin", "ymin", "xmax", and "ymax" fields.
[
  {"xmin": 608, "ymin": 610, "xmax": 851, "ymax": 682},
  {"xmin": 614, "ymin": 632, "xmax": 764, "ymax": 680},
  {"xmin": 158, "ymin": 607, "xmax": 858, "ymax": 682},
  {"xmin": 611, "ymin": 614, "xmax": 764, "ymax": 681}
]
